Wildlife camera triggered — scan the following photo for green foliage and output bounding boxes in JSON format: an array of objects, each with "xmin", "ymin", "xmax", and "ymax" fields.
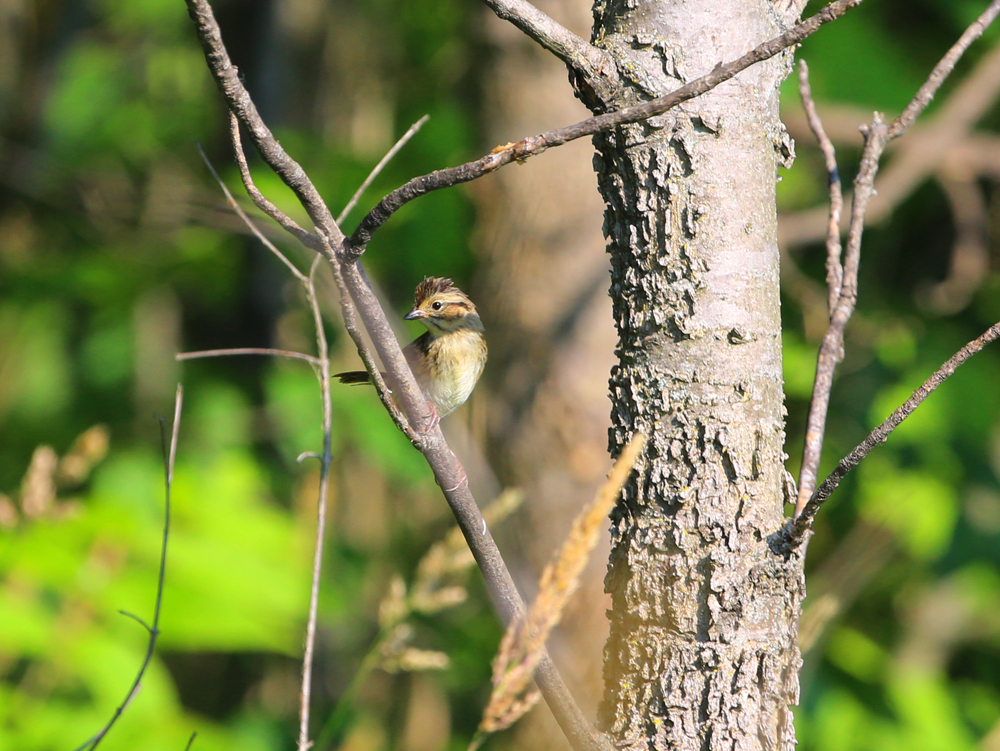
[{"xmin": 3, "ymin": 0, "xmax": 1000, "ymax": 747}]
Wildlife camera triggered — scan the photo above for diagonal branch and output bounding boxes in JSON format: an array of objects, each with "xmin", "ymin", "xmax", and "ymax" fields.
[
  {"xmin": 184, "ymin": 2, "xmax": 610, "ymax": 749},
  {"xmin": 349, "ymin": 0, "xmax": 865, "ymax": 255},
  {"xmin": 478, "ymin": 0, "xmax": 611, "ymax": 83},
  {"xmin": 792, "ymin": 0, "xmax": 1000, "ymax": 520},
  {"xmin": 337, "ymin": 115, "xmax": 429, "ymax": 225},
  {"xmin": 786, "ymin": 320, "xmax": 1000, "ymax": 549},
  {"xmin": 185, "ymin": 0, "xmax": 341, "ymax": 247}
]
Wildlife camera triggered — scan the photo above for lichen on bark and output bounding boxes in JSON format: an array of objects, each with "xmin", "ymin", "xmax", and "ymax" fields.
[{"xmin": 588, "ymin": 1, "xmax": 807, "ymax": 749}]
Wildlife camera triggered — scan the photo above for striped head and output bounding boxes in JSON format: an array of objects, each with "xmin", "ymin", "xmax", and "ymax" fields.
[{"xmin": 404, "ymin": 277, "xmax": 483, "ymax": 336}]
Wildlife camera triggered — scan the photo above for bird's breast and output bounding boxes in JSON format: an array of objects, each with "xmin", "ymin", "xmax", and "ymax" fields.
[{"xmin": 419, "ymin": 329, "xmax": 487, "ymax": 417}]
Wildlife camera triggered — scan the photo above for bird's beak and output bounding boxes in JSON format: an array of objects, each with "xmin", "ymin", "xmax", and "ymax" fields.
[{"xmin": 404, "ymin": 308, "xmax": 425, "ymax": 320}]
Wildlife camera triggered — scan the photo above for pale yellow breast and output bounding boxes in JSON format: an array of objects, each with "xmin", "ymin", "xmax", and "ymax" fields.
[{"xmin": 418, "ymin": 328, "xmax": 487, "ymax": 417}]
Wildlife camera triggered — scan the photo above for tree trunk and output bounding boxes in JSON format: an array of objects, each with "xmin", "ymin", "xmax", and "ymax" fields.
[{"xmin": 588, "ymin": 2, "xmax": 806, "ymax": 748}]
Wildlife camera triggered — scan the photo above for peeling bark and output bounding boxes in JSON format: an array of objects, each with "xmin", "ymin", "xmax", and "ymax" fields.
[{"xmin": 589, "ymin": 2, "xmax": 806, "ymax": 748}]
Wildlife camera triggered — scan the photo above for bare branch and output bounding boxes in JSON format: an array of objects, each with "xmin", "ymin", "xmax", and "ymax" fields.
[
  {"xmin": 786, "ymin": 320, "xmax": 1000, "ymax": 549},
  {"xmin": 797, "ymin": 60, "xmax": 843, "ymax": 311},
  {"xmin": 350, "ymin": 0, "xmax": 865, "ymax": 255},
  {"xmin": 185, "ymin": 0, "xmax": 342, "ymax": 247},
  {"xmin": 792, "ymin": 0, "xmax": 1000, "ymax": 519},
  {"xmin": 74, "ymin": 386, "xmax": 184, "ymax": 751},
  {"xmin": 889, "ymin": 0, "xmax": 1000, "ymax": 140},
  {"xmin": 478, "ymin": 433, "xmax": 647, "ymax": 741},
  {"xmin": 337, "ymin": 115, "xmax": 430, "ymax": 226},
  {"xmin": 298, "ymin": 256, "xmax": 334, "ymax": 751},
  {"xmin": 780, "ymin": 35, "xmax": 1000, "ymax": 249},
  {"xmin": 794, "ymin": 60, "xmax": 844, "ymax": 511},
  {"xmin": 479, "ymin": 0, "xmax": 610, "ymax": 76},
  {"xmin": 324, "ymin": 252, "xmax": 418, "ymax": 443},
  {"xmin": 185, "ymin": 3, "xmax": 610, "ymax": 747},
  {"xmin": 176, "ymin": 347, "xmax": 322, "ymax": 367},
  {"xmin": 198, "ymin": 140, "xmax": 309, "ymax": 282},
  {"xmin": 229, "ymin": 113, "xmax": 321, "ymax": 251}
]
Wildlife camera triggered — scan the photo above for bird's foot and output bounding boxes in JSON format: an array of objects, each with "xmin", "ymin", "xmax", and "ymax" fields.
[{"xmin": 419, "ymin": 403, "xmax": 441, "ymax": 435}]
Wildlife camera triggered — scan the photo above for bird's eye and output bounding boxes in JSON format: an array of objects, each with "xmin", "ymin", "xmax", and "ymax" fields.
[{"xmin": 431, "ymin": 301, "xmax": 443, "ymax": 311}]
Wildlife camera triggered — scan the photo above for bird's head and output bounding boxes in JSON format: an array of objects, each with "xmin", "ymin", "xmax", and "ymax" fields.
[{"xmin": 405, "ymin": 277, "xmax": 483, "ymax": 335}]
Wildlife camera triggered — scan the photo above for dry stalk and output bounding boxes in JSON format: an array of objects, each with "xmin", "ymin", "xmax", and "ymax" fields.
[{"xmin": 475, "ymin": 433, "xmax": 647, "ymax": 743}]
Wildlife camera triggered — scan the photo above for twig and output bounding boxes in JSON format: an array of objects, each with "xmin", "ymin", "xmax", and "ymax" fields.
[
  {"xmin": 797, "ymin": 61, "xmax": 844, "ymax": 312},
  {"xmin": 183, "ymin": 732, "xmax": 198, "ymax": 751},
  {"xmin": 298, "ymin": 256, "xmax": 334, "ymax": 751},
  {"xmin": 787, "ymin": 320, "xmax": 1000, "ymax": 549},
  {"xmin": 177, "ymin": 347, "xmax": 321, "ymax": 367},
  {"xmin": 349, "ymin": 0, "xmax": 866, "ymax": 255},
  {"xmin": 888, "ymin": 0, "xmax": 1000, "ymax": 141},
  {"xmin": 74, "ymin": 385, "xmax": 184, "ymax": 751},
  {"xmin": 478, "ymin": 0, "xmax": 610, "ymax": 78},
  {"xmin": 190, "ymin": 146, "xmax": 339, "ymax": 750},
  {"xmin": 780, "ymin": 28, "xmax": 1000, "ymax": 249},
  {"xmin": 185, "ymin": 0, "xmax": 343, "ymax": 248},
  {"xmin": 794, "ymin": 60, "xmax": 844, "ymax": 510},
  {"xmin": 793, "ymin": 0, "xmax": 1000, "ymax": 519},
  {"xmin": 229, "ymin": 113, "xmax": 320, "ymax": 251},
  {"xmin": 199, "ymin": 139, "xmax": 309, "ymax": 282},
  {"xmin": 337, "ymin": 115, "xmax": 430, "ymax": 225}
]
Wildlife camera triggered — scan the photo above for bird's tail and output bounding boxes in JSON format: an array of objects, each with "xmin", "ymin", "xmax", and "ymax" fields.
[{"xmin": 334, "ymin": 370, "xmax": 371, "ymax": 385}]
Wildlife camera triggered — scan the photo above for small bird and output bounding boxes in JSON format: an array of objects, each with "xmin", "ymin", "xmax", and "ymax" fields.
[{"xmin": 335, "ymin": 277, "xmax": 487, "ymax": 422}]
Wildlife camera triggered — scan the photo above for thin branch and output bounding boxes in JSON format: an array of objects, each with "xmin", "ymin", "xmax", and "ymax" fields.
[
  {"xmin": 198, "ymin": 139, "xmax": 308, "ymax": 283},
  {"xmin": 787, "ymin": 320, "xmax": 1000, "ymax": 549},
  {"xmin": 185, "ymin": 0, "xmax": 343, "ymax": 248},
  {"xmin": 780, "ymin": 29, "xmax": 1000, "ymax": 249},
  {"xmin": 794, "ymin": 60, "xmax": 844, "ymax": 511},
  {"xmin": 323, "ymin": 249, "xmax": 418, "ymax": 443},
  {"xmin": 191, "ymin": 143, "xmax": 339, "ymax": 749},
  {"xmin": 797, "ymin": 60, "xmax": 843, "ymax": 311},
  {"xmin": 888, "ymin": 0, "xmax": 1000, "ymax": 140},
  {"xmin": 349, "ymin": 0, "xmax": 865, "ymax": 255},
  {"xmin": 298, "ymin": 255, "xmax": 334, "ymax": 751},
  {"xmin": 229, "ymin": 113, "xmax": 321, "ymax": 251},
  {"xmin": 74, "ymin": 385, "xmax": 184, "ymax": 751},
  {"xmin": 477, "ymin": 434, "xmax": 647, "ymax": 742},
  {"xmin": 176, "ymin": 347, "xmax": 322, "ymax": 367},
  {"xmin": 337, "ymin": 115, "xmax": 429, "ymax": 226},
  {"xmin": 478, "ymin": 0, "xmax": 610, "ymax": 76},
  {"xmin": 183, "ymin": 733, "xmax": 198, "ymax": 751},
  {"xmin": 792, "ymin": 0, "xmax": 1000, "ymax": 518}
]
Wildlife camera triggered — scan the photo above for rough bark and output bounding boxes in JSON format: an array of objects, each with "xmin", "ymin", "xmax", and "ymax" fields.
[{"xmin": 588, "ymin": 1, "xmax": 806, "ymax": 749}]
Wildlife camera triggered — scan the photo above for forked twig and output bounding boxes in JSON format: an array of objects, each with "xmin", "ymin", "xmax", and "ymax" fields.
[
  {"xmin": 787, "ymin": 320, "xmax": 1000, "ymax": 549},
  {"xmin": 792, "ymin": 0, "xmax": 1000, "ymax": 523},
  {"xmin": 73, "ymin": 386, "xmax": 184, "ymax": 751}
]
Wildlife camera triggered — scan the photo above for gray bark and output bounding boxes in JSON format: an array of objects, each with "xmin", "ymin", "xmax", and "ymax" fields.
[{"xmin": 587, "ymin": 2, "xmax": 807, "ymax": 748}]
